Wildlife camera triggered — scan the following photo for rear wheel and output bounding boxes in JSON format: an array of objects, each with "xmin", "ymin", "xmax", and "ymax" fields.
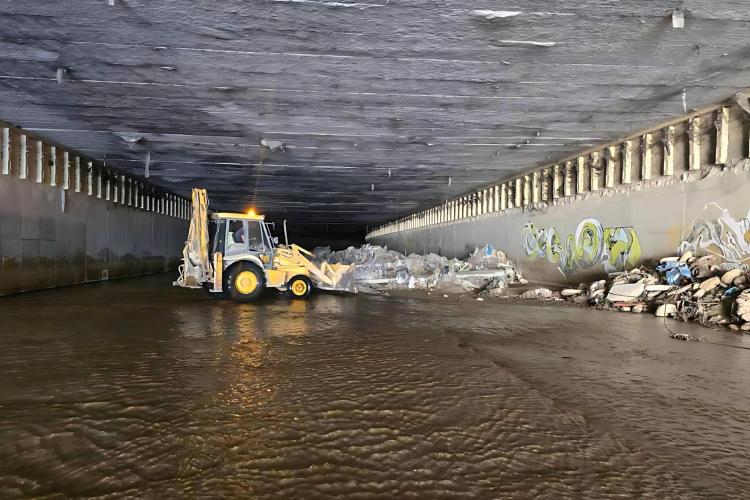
[
  {"xmin": 224, "ymin": 262, "xmax": 266, "ymax": 302},
  {"xmin": 287, "ymin": 275, "xmax": 313, "ymax": 299}
]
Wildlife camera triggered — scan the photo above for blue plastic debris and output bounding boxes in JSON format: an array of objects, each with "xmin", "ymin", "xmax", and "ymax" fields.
[
  {"xmin": 656, "ymin": 261, "xmax": 693, "ymax": 285},
  {"xmin": 723, "ymin": 286, "xmax": 740, "ymax": 297}
]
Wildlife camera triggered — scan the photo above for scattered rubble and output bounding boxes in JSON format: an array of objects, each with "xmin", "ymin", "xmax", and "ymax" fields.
[
  {"xmin": 316, "ymin": 244, "xmax": 750, "ymax": 336},
  {"xmin": 315, "ymin": 244, "xmax": 522, "ymax": 295},
  {"xmin": 550, "ymin": 252, "xmax": 750, "ymax": 336}
]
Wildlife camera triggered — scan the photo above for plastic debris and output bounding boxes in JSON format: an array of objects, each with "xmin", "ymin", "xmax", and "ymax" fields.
[
  {"xmin": 656, "ymin": 261, "xmax": 692, "ymax": 285},
  {"xmin": 315, "ymin": 244, "xmax": 520, "ymax": 295}
]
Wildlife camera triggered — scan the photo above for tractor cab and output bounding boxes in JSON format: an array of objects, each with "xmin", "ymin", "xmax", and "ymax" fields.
[{"xmin": 209, "ymin": 212, "xmax": 280, "ymax": 271}]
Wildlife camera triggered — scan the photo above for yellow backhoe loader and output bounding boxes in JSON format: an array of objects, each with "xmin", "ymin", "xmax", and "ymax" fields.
[{"xmin": 174, "ymin": 189, "xmax": 355, "ymax": 302}]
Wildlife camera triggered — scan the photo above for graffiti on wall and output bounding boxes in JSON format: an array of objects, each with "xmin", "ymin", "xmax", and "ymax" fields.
[
  {"xmin": 521, "ymin": 218, "xmax": 642, "ymax": 275},
  {"xmin": 679, "ymin": 203, "xmax": 750, "ymax": 263}
]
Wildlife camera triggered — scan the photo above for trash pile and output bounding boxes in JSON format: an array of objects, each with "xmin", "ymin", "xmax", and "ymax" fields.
[
  {"xmin": 314, "ymin": 244, "xmax": 522, "ymax": 294},
  {"xmin": 519, "ymin": 251, "xmax": 750, "ymax": 335}
]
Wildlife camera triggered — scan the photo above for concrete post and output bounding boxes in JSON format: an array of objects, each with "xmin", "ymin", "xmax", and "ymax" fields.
[
  {"xmin": 74, "ymin": 157, "xmax": 81, "ymax": 192},
  {"xmin": 35, "ymin": 141, "xmax": 43, "ymax": 183},
  {"xmin": 576, "ymin": 156, "xmax": 585, "ymax": 194},
  {"xmin": 689, "ymin": 117, "xmax": 701, "ymax": 170},
  {"xmin": 605, "ymin": 146, "xmax": 616, "ymax": 188},
  {"xmin": 621, "ymin": 141, "xmax": 632, "ymax": 184},
  {"xmin": 87, "ymin": 162, "xmax": 93, "ymax": 196},
  {"xmin": 62, "ymin": 151, "xmax": 70, "ymax": 190},
  {"xmin": 1, "ymin": 127, "xmax": 9, "ymax": 175},
  {"xmin": 532, "ymin": 171, "xmax": 540, "ymax": 203},
  {"xmin": 716, "ymin": 106, "xmax": 729, "ymax": 165},
  {"xmin": 590, "ymin": 151, "xmax": 600, "ymax": 191},
  {"xmin": 514, "ymin": 178, "xmax": 522, "ymax": 207},
  {"xmin": 523, "ymin": 175, "xmax": 531, "ymax": 206},
  {"xmin": 641, "ymin": 133, "xmax": 652, "ymax": 181},
  {"xmin": 19, "ymin": 135, "xmax": 27, "ymax": 179},
  {"xmin": 96, "ymin": 168, "xmax": 103, "ymax": 199},
  {"xmin": 663, "ymin": 126, "xmax": 675, "ymax": 176},
  {"xmin": 552, "ymin": 164, "xmax": 561, "ymax": 199},
  {"xmin": 563, "ymin": 161, "xmax": 573, "ymax": 197},
  {"xmin": 49, "ymin": 147, "xmax": 57, "ymax": 186},
  {"xmin": 540, "ymin": 169, "xmax": 548, "ymax": 202}
]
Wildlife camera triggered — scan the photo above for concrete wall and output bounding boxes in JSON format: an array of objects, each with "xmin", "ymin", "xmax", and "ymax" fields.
[
  {"xmin": 369, "ymin": 163, "xmax": 750, "ymax": 285},
  {"xmin": 0, "ymin": 174, "xmax": 187, "ymax": 295}
]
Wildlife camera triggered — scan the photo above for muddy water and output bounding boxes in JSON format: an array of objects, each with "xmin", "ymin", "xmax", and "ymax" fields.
[{"xmin": 1, "ymin": 276, "xmax": 749, "ymax": 498}]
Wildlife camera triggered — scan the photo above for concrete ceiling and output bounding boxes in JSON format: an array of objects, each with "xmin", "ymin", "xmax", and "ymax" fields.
[{"xmin": 2, "ymin": 1, "xmax": 750, "ymax": 237}]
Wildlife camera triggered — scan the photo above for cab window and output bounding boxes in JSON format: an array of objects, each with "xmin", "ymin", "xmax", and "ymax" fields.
[{"xmin": 245, "ymin": 221, "xmax": 265, "ymax": 251}]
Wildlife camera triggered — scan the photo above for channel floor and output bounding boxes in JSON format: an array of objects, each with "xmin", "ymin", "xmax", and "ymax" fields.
[{"xmin": 1, "ymin": 275, "xmax": 749, "ymax": 498}]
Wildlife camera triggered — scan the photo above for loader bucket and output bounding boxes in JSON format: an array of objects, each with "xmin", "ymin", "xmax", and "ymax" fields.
[{"xmin": 318, "ymin": 263, "xmax": 356, "ymax": 293}]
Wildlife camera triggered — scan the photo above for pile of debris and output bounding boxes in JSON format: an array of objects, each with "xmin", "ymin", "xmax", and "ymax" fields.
[
  {"xmin": 314, "ymin": 244, "xmax": 522, "ymax": 295},
  {"xmin": 521, "ymin": 252, "xmax": 750, "ymax": 335}
]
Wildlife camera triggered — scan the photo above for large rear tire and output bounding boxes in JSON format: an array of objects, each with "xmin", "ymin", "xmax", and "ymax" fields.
[
  {"xmin": 287, "ymin": 275, "xmax": 313, "ymax": 299},
  {"xmin": 224, "ymin": 262, "xmax": 266, "ymax": 303}
]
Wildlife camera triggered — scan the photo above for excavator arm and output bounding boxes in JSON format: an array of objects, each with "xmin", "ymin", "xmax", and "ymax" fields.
[{"xmin": 174, "ymin": 188, "xmax": 213, "ymax": 288}]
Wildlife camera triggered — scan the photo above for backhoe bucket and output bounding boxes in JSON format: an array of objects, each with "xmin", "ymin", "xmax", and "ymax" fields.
[
  {"xmin": 318, "ymin": 263, "xmax": 356, "ymax": 292},
  {"xmin": 276, "ymin": 245, "xmax": 357, "ymax": 293}
]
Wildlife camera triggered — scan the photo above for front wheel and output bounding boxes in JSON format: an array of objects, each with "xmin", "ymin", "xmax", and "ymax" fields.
[
  {"xmin": 224, "ymin": 262, "xmax": 266, "ymax": 302},
  {"xmin": 287, "ymin": 275, "xmax": 313, "ymax": 299}
]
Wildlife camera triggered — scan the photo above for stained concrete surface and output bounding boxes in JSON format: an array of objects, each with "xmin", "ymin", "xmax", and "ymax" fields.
[
  {"xmin": 3, "ymin": 1, "xmax": 750, "ymax": 236},
  {"xmin": 0, "ymin": 174, "xmax": 186, "ymax": 295},
  {"xmin": 1, "ymin": 274, "xmax": 748, "ymax": 497}
]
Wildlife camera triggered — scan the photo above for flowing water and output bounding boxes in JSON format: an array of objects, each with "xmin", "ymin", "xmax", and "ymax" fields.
[{"xmin": 1, "ymin": 275, "xmax": 749, "ymax": 498}]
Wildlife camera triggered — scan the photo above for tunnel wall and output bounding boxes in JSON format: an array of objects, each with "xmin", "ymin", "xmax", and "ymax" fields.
[
  {"xmin": 368, "ymin": 103, "xmax": 750, "ymax": 285},
  {"xmin": 368, "ymin": 163, "xmax": 750, "ymax": 285},
  {"xmin": 0, "ymin": 169, "xmax": 188, "ymax": 296}
]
